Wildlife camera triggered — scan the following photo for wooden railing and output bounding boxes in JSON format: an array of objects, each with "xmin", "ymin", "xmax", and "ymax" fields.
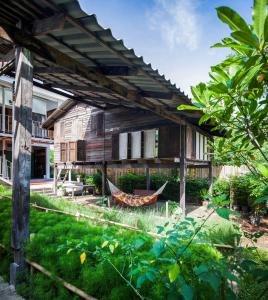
[
  {"xmin": 0, "ymin": 114, "xmax": 12, "ymax": 133},
  {"xmin": 0, "ymin": 115, "xmax": 53, "ymax": 139},
  {"xmin": 0, "ymin": 156, "xmax": 12, "ymax": 181},
  {"xmin": 32, "ymin": 121, "xmax": 53, "ymax": 139}
]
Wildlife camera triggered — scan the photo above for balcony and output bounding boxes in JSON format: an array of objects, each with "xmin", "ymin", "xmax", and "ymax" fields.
[
  {"xmin": 0, "ymin": 115, "xmax": 53, "ymax": 139},
  {"xmin": 32, "ymin": 121, "xmax": 53, "ymax": 139}
]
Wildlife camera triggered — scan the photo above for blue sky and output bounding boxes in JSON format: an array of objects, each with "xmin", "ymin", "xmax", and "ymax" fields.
[{"xmin": 79, "ymin": 0, "xmax": 252, "ymax": 96}]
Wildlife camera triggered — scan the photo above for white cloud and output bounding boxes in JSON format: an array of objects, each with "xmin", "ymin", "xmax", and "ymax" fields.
[{"xmin": 148, "ymin": 0, "xmax": 201, "ymax": 51}]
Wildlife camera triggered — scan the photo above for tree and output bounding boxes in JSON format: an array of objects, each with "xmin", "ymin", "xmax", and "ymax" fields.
[{"xmin": 178, "ymin": 0, "xmax": 268, "ymax": 175}]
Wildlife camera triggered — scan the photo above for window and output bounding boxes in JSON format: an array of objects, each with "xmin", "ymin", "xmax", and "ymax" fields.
[
  {"xmin": 96, "ymin": 112, "xmax": 104, "ymax": 137},
  {"xmin": 60, "ymin": 143, "xmax": 68, "ymax": 162},
  {"xmin": 131, "ymin": 131, "xmax": 141, "ymax": 159},
  {"xmin": 144, "ymin": 129, "xmax": 158, "ymax": 158},
  {"xmin": 119, "ymin": 132, "xmax": 128, "ymax": 159}
]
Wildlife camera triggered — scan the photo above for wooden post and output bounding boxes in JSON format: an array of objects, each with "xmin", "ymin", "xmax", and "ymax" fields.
[
  {"xmin": 180, "ymin": 125, "xmax": 187, "ymax": 218},
  {"xmin": 53, "ymin": 164, "xmax": 58, "ymax": 194},
  {"xmin": 101, "ymin": 162, "xmax": 107, "ymax": 196},
  {"xmin": 146, "ymin": 165, "xmax": 150, "ymax": 191},
  {"xmin": 2, "ymin": 86, "xmax": 5, "ymax": 133},
  {"xmin": 11, "ymin": 47, "xmax": 33, "ymax": 285},
  {"xmin": 208, "ymin": 161, "xmax": 213, "ymax": 194}
]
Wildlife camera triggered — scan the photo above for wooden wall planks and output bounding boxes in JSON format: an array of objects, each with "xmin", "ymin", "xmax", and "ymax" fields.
[{"xmin": 53, "ymin": 103, "xmax": 211, "ymax": 163}]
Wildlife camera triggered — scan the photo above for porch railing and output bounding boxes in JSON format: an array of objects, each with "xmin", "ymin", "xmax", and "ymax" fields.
[
  {"xmin": 0, "ymin": 114, "xmax": 12, "ymax": 133},
  {"xmin": 0, "ymin": 114, "xmax": 53, "ymax": 139},
  {"xmin": 0, "ymin": 156, "xmax": 12, "ymax": 181},
  {"xmin": 32, "ymin": 121, "xmax": 53, "ymax": 139}
]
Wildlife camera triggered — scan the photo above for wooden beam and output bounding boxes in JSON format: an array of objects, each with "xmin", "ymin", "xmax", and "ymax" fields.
[
  {"xmin": 32, "ymin": 13, "xmax": 66, "ymax": 36},
  {"xmin": 41, "ymin": 82, "xmax": 109, "ymax": 93},
  {"xmin": 180, "ymin": 125, "xmax": 187, "ymax": 218},
  {"xmin": 34, "ymin": 65, "xmax": 138, "ymax": 76},
  {"xmin": 101, "ymin": 162, "xmax": 107, "ymax": 196},
  {"xmin": 11, "ymin": 47, "xmax": 33, "ymax": 285},
  {"xmin": 146, "ymin": 165, "xmax": 150, "ymax": 191}
]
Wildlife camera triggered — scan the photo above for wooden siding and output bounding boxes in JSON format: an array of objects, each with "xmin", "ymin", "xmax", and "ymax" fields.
[{"xmin": 53, "ymin": 103, "xmax": 211, "ymax": 163}]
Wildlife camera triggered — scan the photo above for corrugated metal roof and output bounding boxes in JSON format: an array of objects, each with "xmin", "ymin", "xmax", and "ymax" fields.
[{"xmin": 0, "ymin": 0, "xmax": 216, "ymax": 134}]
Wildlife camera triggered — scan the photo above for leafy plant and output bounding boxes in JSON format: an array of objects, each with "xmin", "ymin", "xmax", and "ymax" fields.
[{"xmin": 178, "ymin": 0, "xmax": 268, "ymax": 179}]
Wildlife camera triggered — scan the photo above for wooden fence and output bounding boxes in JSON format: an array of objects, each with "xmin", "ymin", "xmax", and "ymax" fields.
[{"xmin": 76, "ymin": 165, "xmax": 249, "ymax": 185}]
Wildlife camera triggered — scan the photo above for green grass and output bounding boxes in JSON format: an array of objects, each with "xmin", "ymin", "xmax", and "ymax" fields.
[{"xmin": 1, "ymin": 185, "xmax": 268, "ymax": 300}]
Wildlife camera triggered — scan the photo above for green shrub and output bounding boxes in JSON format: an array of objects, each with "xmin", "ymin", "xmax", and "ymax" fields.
[
  {"xmin": 230, "ymin": 175, "xmax": 251, "ymax": 206},
  {"xmin": 93, "ymin": 171, "xmax": 102, "ymax": 193},
  {"xmin": 212, "ymin": 178, "xmax": 230, "ymax": 197}
]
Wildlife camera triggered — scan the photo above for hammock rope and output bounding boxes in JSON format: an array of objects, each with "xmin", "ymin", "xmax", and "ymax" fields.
[{"xmin": 107, "ymin": 180, "xmax": 168, "ymax": 207}]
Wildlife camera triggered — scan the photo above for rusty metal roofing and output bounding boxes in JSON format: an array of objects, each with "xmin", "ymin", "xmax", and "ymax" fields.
[{"xmin": 0, "ymin": 0, "xmax": 217, "ymax": 134}]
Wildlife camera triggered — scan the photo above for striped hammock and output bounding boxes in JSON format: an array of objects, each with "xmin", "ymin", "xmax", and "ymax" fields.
[{"xmin": 107, "ymin": 180, "xmax": 168, "ymax": 207}]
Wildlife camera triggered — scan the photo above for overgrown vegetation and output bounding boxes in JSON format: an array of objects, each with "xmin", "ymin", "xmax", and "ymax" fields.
[
  {"xmin": 1, "ymin": 187, "xmax": 267, "ymax": 299},
  {"xmin": 178, "ymin": 0, "xmax": 268, "ymax": 180}
]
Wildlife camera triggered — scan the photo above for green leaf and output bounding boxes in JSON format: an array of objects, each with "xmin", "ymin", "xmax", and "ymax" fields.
[
  {"xmin": 136, "ymin": 275, "xmax": 146, "ymax": 289},
  {"xmin": 198, "ymin": 114, "xmax": 211, "ymax": 125},
  {"xmin": 264, "ymin": 15, "xmax": 268, "ymax": 41},
  {"xmin": 216, "ymin": 6, "xmax": 251, "ymax": 33},
  {"xmin": 240, "ymin": 64, "xmax": 263, "ymax": 87},
  {"xmin": 152, "ymin": 240, "xmax": 165, "ymax": 257},
  {"xmin": 199, "ymin": 272, "xmax": 221, "ymax": 292},
  {"xmin": 168, "ymin": 263, "xmax": 180, "ymax": 283},
  {"xmin": 177, "ymin": 104, "xmax": 202, "ymax": 111},
  {"xmin": 145, "ymin": 272, "xmax": 154, "ymax": 282},
  {"xmin": 231, "ymin": 31, "xmax": 259, "ymax": 48},
  {"xmin": 180, "ymin": 284, "xmax": 194, "ymax": 300},
  {"xmin": 193, "ymin": 264, "xmax": 209, "ymax": 276},
  {"xmin": 253, "ymin": 0, "xmax": 267, "ymax": 39},
  {"xmin": 255, "ymin": 196, "xmax": 268, "ymax": 204},
  {"xmin": 208, "ymin": 83, "xmax": 228, "ymax": 94},
  {"xmin": 256, "ymin": 164, "xmax": 268, "ymax": 178},
  {"xmin": 216, "ymin": 207, "xmax": 240, "ymax": 220}
]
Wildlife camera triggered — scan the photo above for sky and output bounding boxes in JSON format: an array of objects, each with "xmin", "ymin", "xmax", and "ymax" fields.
[{"xmin": 79, "ymin": 0, "xmax": 252, "ymax": 96}]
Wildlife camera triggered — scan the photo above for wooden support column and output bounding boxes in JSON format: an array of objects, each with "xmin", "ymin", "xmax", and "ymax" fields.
[
  {"xmin": 208, "ymin": 161, "xmax": 213, "ymax": 194},
  {"xmin": 53, "ymin": 164, "xmax": 58, "ymax": 194},
  {"xmin": 101, "ymin": 162, "xmax": 107, "ymax": 196},
  {"xmin": 146, "ymin": 165, "xmax": 150, "ymax": 191},
  {"xmin": 1, "ymin": 87, "xmax": 5, "ymax": 132},
  {"xmin": 180, "ymin": 125, "xmax": 187, "ymax": 218},
  {"xmin": 11, "ymin": 47, "xmax": 33, "ymax": 285}
]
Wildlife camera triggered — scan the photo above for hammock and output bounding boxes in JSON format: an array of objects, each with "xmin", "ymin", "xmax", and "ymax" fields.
[{"xmin": 107, "ymin": 180, "xmax": 168, "ymax": 207}]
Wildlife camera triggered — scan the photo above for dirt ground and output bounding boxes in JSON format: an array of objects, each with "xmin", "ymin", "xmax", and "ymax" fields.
[{"xmin": 239, "ymin": 216, "xmax": 268, "ymax": 250}]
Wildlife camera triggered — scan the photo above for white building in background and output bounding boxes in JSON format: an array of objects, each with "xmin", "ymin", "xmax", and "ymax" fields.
[{"xmin": 0, "ymin": 76, "xmax": 66, "ymax": 181}]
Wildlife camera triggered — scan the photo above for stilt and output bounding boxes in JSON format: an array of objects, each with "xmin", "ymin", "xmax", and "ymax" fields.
[
  {"xmin": 208, "ymin": 161, "xmax": 213, "ymax": 194},
  {"xmin": 180, "ymin": 125, "xmax": 187, "ymax": 219},
  {"xmin": 11, "ymin": 47, "xmax": 33, "ymax": 285},
  {"xmin": 101, "ymin": 162, "xmax": 107, "ymax": 196},
  {"xmin": 68, "ymin": 169, "xmax": 72, "ymax": 182},
  {"xmin": 146, "ymin": 165, "xmax": 150, "ymax": 191},
  {"xmin": 53, "ymin": 164, "xmax": 58, "ymax": 194}
]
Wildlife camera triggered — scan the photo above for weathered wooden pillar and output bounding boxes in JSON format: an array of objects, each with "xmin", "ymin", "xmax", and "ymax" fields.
[
  {"xmin": 53, "ymin": 164, "xmax": 58, "ymax": 194},
  {"xmin": 208, "ymin": 161, "xmax": 213, "ymax": 194},
  {"xmin": 101, "ymin": 162, "xmax": 107, "ymax": 196},
  {"xmin": 146, "ymin": 165, "xmax": 150, "ymax": 191},
  {"xmin": 1, "ymin": 86, "xmax": 5, "ymax": 132},
  {"xmin": 11, "ymin": 47, "xmax": 33, "ymax": 285},
  {"xmin": 180, "ymin": 125, "xmax": 187, "ymax": 218}
]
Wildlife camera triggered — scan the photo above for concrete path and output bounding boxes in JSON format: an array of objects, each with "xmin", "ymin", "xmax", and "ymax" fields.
[{"xmin": 0, "ymin": 277, "xmax": 24, "ymax": 300}]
